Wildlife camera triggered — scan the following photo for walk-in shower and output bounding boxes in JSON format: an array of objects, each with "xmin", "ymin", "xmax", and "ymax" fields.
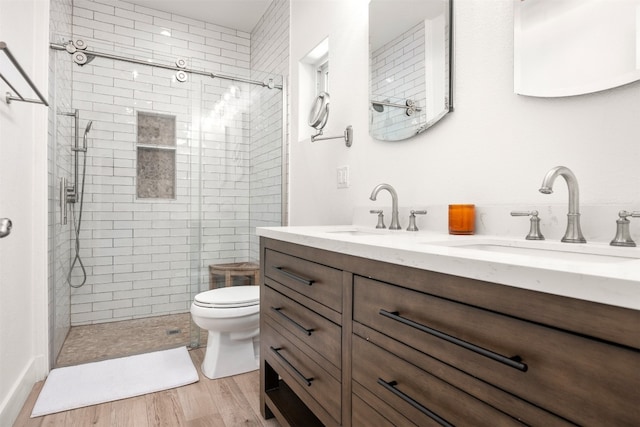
[{"xmin": 48, "ymin": 0, "xmax": 288, "ymax": 368}]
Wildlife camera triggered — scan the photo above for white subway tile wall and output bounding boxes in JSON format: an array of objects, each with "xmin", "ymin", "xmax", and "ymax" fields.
[
  {"xmin": 56, "ymin": 0, "xmax": 289, "ymax": 325},
  {"xmin": 250, "ymin": 0, "xmax": 290, "ymax": 261}
]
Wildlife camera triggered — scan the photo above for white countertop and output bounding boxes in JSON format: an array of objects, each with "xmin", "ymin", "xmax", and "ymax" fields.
[{"xmin": 257, "ymin": 225, "xmax": 640, "ymax": 311}]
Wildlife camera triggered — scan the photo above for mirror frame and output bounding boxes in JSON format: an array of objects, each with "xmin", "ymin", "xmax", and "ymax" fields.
[
  {"xmin": 369, "ymin": 0, "xmax": 453, "ymax": 142},
  {"xmin": 309, "ymin": 91, "xmax": 330, "ymax": 130}
]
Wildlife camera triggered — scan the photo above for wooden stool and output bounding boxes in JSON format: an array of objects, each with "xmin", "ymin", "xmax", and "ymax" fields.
[{"xmin": 208, "ymin": 262, "xmax": 260, "ymax": 289}]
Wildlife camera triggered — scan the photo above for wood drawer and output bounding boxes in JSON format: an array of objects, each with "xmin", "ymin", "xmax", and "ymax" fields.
[
  {"xmin": 263, "ymin": 285, "xmax": 341, "ymax": 369},
  {"xmin": 262, "ymin": 320, "xmax": 341, "ymax": 425},
  {"xmin": 352, "ymin": 335, "xmax": 524, "ymax": 426},
  {"xmin": 352, "ymin": 394, "xmax": 415, "ymax": 427},
  {"xmin": 353, "ymin": 276, "xmax": 640, "ymax": 426},
  {"xmin": 264, "ymin": 248, "xmax": 343, "ymax": 312},
  {"xmin": 353, "ymin": 322, "xmax": 573, "ymax": 426}
]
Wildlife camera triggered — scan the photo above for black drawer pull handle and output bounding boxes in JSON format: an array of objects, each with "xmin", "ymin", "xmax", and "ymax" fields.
[
  {"xmin": 274, "ymin": 266, "xmax": 315, "ymax": 286},
  {"xmin": 270, "ymin": 346, "xmax": 314, "ymax": 386},
  {"xmin": 377, "ymin": 378, "xmax": 453, "ymax": 427},
  {"xmin": 379, "ymin": 309, "xmax": 528, "ymax": 372},
  {"xmin": 271, "ymin": 307, "xmax": 314, "ymax": 336}
]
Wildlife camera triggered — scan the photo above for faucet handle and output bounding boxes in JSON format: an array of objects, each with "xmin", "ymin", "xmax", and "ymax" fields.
[
  {"xmin": 510, "ymin": 210, "xmax": 545, "ymax": 240},
  {"xmin": 370, "ymin": 209, "xmax": 386, "ymax": 229},
  {"xmin": 618, "ymin": 210, "xmax": 640, "ymax": 220},
  {"xmin": 407, "ymin": 210, "xmax": 427, "ymax": 232},
  {"xmin": 610, "ymin": 210, "xmax": 640, "ymax": 247}
]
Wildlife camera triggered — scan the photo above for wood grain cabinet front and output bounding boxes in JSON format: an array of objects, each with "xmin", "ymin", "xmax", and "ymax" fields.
[
  {"xmin": 263, "ymin": 320, "xmax": 342, "ymax": 426},
  {"xmin": 352, "ymin": 335, "xmax": 526, "ymax": 427},
  {"xmin": 352, "ymin": 393, "xmax": 416, "ymax": 427},
  {"xmin": 259, "ymin": 237, "xmax": 640, "ymax": 427},
  {"xmin": 263, "ymin": 285, "xmax": 342, "ymax": 369},
  {"xmin": 264, "ymin": 248, "xmax": 343, "ymax": 313},
  {"xmin": 260, "ymin": 241, "xmax": 348, "ymax": 427},
  {"xmin": 353, "ymin": 275, "xmax": 640, "ymax": 426}
]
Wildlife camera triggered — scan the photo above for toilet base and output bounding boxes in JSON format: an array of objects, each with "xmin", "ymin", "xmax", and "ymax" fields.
[{"xmin": 201, "ymin": 329, "xmax": 259, "ymax": 379}]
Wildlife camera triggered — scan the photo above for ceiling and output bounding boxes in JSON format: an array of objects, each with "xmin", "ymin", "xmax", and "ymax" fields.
[{"xmin": 126, "ymin": 0, "xmax": 272, "ymax": 33}]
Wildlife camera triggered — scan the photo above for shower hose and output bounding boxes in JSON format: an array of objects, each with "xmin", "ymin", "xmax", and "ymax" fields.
[{"xmin": 66, "ymin": 147, "xmax": 88, "ymax": 288}]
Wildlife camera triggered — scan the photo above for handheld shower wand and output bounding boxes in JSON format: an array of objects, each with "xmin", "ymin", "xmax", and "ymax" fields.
[
  {"xmin": 67, "ymin": 119, "xmax": 92, "ymax": 288},
  {"xmin": 68, "ymin": 120, "xmax": 92, "ymax": 202},
  {"xmin": 81, "ymin": 120, "xmax": 92, "ymax": 152}
]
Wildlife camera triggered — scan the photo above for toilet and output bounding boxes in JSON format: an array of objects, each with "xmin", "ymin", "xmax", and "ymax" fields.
[{"xmin": 190, "ymin": 285, "xmax": 260, "ymax": 379}]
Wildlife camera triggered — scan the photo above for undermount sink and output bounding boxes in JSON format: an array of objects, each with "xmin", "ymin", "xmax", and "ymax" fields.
[
  {"xmin": 324, "ymin": 228, "xmax": 388, "ymax": 236},
  {"xmin": 425, "ymin": 239, "xmax": 640, "ymax": 263}
]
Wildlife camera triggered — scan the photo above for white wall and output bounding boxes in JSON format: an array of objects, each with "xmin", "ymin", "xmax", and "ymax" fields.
[
  {"xmin": 289, "ymin": 0, "xmax": 640, "ymax": 242},
  {"xmin": 0, "ymin": 0, "xmax": 50, "ymax": 425}
]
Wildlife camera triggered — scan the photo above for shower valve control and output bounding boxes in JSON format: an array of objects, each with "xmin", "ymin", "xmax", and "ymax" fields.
[{"xmin": 66, "ymin": 185, "xmax": 77, "ymax": 204}]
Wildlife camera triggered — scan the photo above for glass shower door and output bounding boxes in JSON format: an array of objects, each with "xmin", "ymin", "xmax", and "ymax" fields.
[
  {"xmin": 189, "ymin": 73, "xmax": 284, "ymax": 348},
  {"xmin": 50, "ymin": 43, "xmax": 206, "ymax": 366},
  {"xmin": 49, "ymin": 38, "xmax": 285, "ymax": 365}
]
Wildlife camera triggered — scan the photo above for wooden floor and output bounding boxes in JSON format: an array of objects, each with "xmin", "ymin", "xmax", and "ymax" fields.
[{"xmin": 13, "ymin": 347, "xmax": 280, "ymax": 427}]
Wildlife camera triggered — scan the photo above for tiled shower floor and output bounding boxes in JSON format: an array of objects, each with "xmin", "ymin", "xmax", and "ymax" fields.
[{"xmin": 55, "ymin": 313, "xmax": 207, "ymax": 367}]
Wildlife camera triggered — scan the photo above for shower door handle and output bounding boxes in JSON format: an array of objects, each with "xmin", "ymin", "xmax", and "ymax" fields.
[{"xmin": 0, "ymin": 218, "xmax": 12, "ymax": 238}]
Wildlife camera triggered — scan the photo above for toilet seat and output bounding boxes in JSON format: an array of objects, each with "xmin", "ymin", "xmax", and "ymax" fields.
[{"xmin": 194, "ymin": 286, "xmax": 259, "ymax": 309}]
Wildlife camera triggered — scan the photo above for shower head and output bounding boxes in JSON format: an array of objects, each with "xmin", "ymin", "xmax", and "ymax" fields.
[
  {"xmin": 372, "ymin": 103, "xmax": 384, "ymax": 113},
  {"xmin": 81, "ymin": 121, "xmax": 93, "ymax": 151}
]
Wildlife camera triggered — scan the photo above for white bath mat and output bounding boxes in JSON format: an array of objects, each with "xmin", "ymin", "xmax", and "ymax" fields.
[{"xmin": 31, "ymin": 346, "xmax": 198, "ymax": 417}]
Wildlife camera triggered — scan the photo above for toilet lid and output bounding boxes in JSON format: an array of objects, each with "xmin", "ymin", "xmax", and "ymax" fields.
[{"xmin": 194, "ymin": 286, "xmax": 259, "ymax": 308}]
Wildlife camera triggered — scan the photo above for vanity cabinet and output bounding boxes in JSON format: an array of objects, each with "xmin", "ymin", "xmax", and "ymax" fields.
[
  {"xmin": 260, "ymin": 242, "xmax": 349, "ymax": 427},
  {"xmin": 259, "ymin": 237, "xmax": 640, "ymax": 427}
]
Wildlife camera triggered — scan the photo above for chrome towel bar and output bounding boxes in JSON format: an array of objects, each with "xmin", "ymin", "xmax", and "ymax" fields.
[{"xmin": 0, "ymin": 41, "xmax": 48, "ymax": 106}]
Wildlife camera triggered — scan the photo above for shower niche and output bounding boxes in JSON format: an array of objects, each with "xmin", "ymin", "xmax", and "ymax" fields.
[{"xmin": 136, "ymin": 112, "xmax": 177, "ymax": 200}]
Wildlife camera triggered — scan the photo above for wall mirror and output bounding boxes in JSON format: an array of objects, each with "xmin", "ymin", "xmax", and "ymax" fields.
[
  {"xmin": 369, "ymin": 0, "xmax": 452, "ymax": 142},
  {"xmin": 309, "ymin": 91, "xmax": 330, "ymax": 135},
  {"xmin": 514, "ymin": 0, "xmax": 640, "ymax": 97},
  {"xmin": 308, "ymin": 92, "xmax": 354, "ymax": 147}
]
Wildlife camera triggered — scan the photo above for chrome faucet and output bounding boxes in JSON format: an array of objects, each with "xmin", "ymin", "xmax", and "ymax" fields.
[
  {"xmin": 370, "ymin": 183, "xmax": 401, "ymax": 230},
  {"xmin": 539, "ymin": 166, "xmax": 586, "ymax": 243}
]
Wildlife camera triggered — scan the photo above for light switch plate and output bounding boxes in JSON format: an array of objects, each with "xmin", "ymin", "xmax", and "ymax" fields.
[{"xmin": 337, "ymin": 165, "xmax": 349, "ymax": 189}]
